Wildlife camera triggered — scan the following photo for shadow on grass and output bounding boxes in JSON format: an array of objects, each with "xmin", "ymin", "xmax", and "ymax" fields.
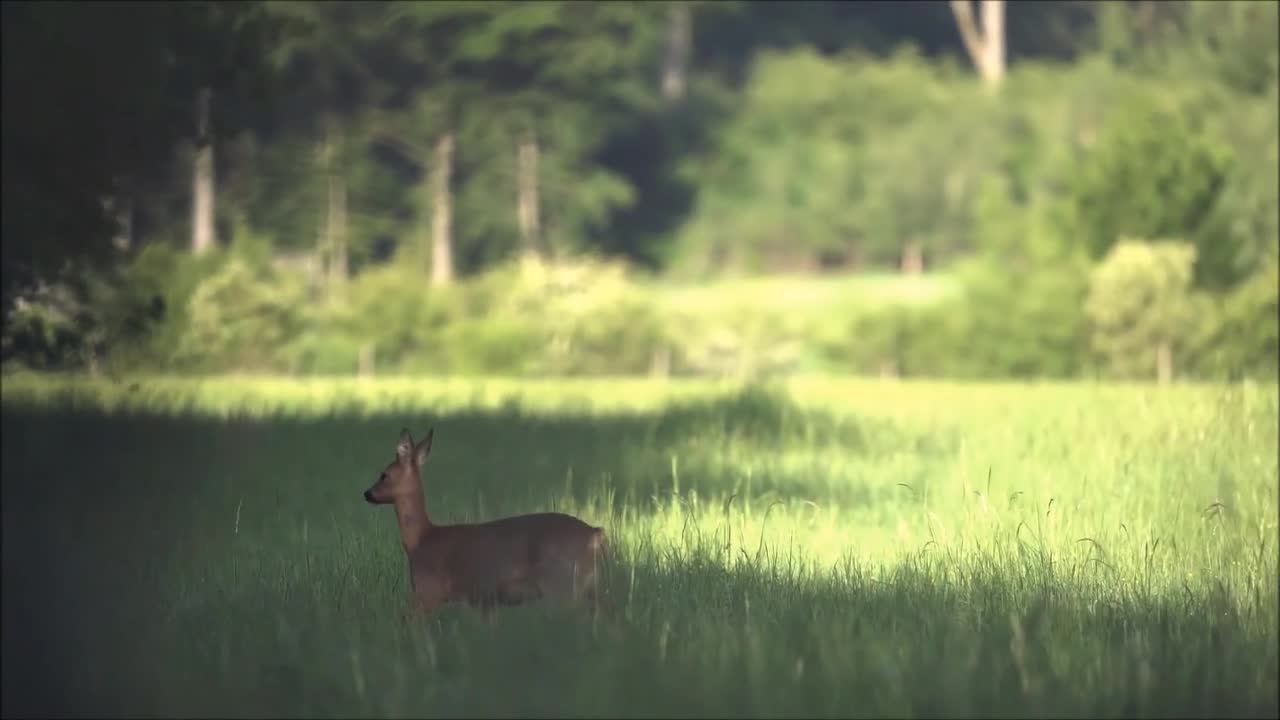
[
  {"xmin": 2, "ymin": 388, "xmax": 1275, "ymax": 717},
  {"xmin": 4, "ymin": 523, "xmax": 1276, "ymax": 718},
  {"xmin": 1, "ymin": 384, "xmax": 953, "ymax": 515}
]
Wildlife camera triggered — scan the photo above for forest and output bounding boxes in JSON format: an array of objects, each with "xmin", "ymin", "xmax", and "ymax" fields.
[
  {"xmin": 3, "ymin": 5, "xmax": 1278, "ymax": 717},
  {"xmin": 2, "ymin": 0, "xmax": 1277, "ymax": 381}
]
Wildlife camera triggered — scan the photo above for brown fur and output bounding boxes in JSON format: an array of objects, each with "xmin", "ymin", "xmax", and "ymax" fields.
[{"xmin": 364, "ymin": 428, "xmax": 607, "ymax": 618}]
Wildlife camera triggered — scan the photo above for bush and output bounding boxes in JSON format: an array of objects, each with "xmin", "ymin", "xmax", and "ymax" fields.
[
  {"xmin": 334, "ymin": 263, "xmax": 445, "ymax": 374},
  {"xmin": 671, "ymin": 301, "xmax": 814, "ymax": 379},
  {"xmin": 307, "ymin": 256, "xmax": 667, "ymax": 377},
  {"xmin": 1085, "ymin": 239, "xmax": 1202, "ymax": 382},
  {"xmin": 174, "ymin": 257, "xmax": 308, "ymax": 372},
  {"xmin": 0, "ymin": 277, "xmax": 95, "ymax": 372},
  {"xmin": 949, "ymin": 256, "xmax": 1092, "ymax": 379},
  {"xmin": 818, "ymin": 302, "xmax": 949, "ymax": 378},
  {"xmin": 1063, "ymin": 100, "xmax": 1237, "ymax": 288},
  {"xmin": 816, "ymin": 257, "xmax": 1089, "ymax": 380},
  {"xmin": 492, "ymin": 256, "xmax": 668, "ymax": 375},
  {"xmin": 0, "ymin": 243, "xmax": 220, "ymax": 374},
  {"xmin": 1188, "ymin": 262, "xmax": 1280, "ymax": 380}
]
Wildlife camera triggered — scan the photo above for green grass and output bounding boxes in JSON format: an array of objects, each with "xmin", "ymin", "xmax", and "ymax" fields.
[{"xmin": 3, "ymin": 376, "xmax": 1277, "ymax": 718}]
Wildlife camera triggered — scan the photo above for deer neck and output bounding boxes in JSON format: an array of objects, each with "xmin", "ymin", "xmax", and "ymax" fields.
[{"xmin": 393, "ymin": 483, "xmax": 433, "ymax": 552}]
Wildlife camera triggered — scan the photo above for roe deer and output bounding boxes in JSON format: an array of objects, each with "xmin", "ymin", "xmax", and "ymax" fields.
[{"xmin": 363, "ymin": 428, "xmax": 608, "ymax": 618}]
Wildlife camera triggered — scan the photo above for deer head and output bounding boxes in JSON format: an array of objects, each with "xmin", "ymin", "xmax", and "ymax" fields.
[{"xmin": 363, "ymin": 427, "xmax": 433, "ymax": 505}]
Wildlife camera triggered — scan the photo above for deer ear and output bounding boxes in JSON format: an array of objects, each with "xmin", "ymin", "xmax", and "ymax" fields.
[
  {"xmin": 415, "ymin": 427, "xmax": 434, "ymax": 466},
  {"xmin": 396, "ymin": 428, "xmax": 415, "ymax": 462}
]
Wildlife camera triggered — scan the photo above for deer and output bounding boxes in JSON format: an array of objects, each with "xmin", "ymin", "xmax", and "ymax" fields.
[{"xmin": 362, "ymin": 427, "xmax": 609, "ymax": 620}]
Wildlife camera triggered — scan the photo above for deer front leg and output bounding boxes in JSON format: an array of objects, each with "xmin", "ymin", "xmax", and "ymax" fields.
[{"xmin": 405, "ymin": 577, "xmax": 447, "ymax": 620}]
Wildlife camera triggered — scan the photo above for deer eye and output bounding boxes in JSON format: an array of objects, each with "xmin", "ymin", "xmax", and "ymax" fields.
[{"xmin": 379, "ymin": 473, "xmax": 388, "ymax": 482}]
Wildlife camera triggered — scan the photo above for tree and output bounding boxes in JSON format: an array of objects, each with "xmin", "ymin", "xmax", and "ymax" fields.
[
  {"xmin": 1063, "ymin": 101, "xmax": 1235, "ymax": 288},
  {"xmin": 429, "ymin": 134, "xmax": 457, "ymax": 286},
  {"xmin": 1085, "ymin": 239, "xmax": 1201, "ymax": 383},
  {"xmin": 0, "ymin": 1, "xmax": 283, "ymax": 308},
  {"xmin": 949, "ymin": 0, "xmax": 1005, "ymax": 91},
  {"xmin": 192, "ymin": 88, "xmax": 217, "ymax": 255},
  {"xmin": 672, "ymin": 47, "xmax": 1003, "ymax": 275},
  {"xmin": 662, "ymin": 2, "xmax": 694, "ymax": 102},
  {"xmin": 372, "ymin": 1, "xmax": 499, "ymax": 283},
  {"xmin": 382, "ymin": 1, "xmax": 666, "ymax": 272},
  {"xmin": 263, "ymin": 1, "xmax": 393, "ymax": 292},
  {"xmin": 163, "ymin": 1, "xmax": 286, "ymax": 256}
]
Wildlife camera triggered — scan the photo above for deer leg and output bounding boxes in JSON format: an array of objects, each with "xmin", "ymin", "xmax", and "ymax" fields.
[
  {"xmin": 469, "ymin": 588, "xmax": 514, "ymax": 624},
  {"xmin": 407, "ymin": 580, "xmax": 446, "ymax": 620},
  {"xmin": 475, "ymin": 599, "xmax": 498, "ymax": 625}
]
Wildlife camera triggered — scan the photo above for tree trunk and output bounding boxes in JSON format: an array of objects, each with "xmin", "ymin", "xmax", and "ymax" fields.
[
  {"xmin": 662, "ymin": 3, "xmax": 692, "ymax": 102},
  {"xmin": 650, "ymin": 347, "xmax": 671, "ymax": 379},
  {"xmin": 1156, "ymin": 341, "xmax": 1173, "ymax": 385},
  {"xmin": 879, "ymin": 359, "xmax": 899, "ymax": 380},
  {"xmin": 517, "ymin": 132, "xmax": 541, "ymax": 259},
  {"xmin": 846, "ymin": 242, "xmax": 865, "ymax": 272},
  {"xmin": 116, "ymin": 195, "xmax": 133, "ymax": 252},
  {"xmin": 319, "ymin": 118, "xmax": 348, "ymax": 290},
  {"xmin": 86, "ymin": 344, "xmax": 101, "ymax": 377},
  {"xmin": 949, "ymin": 0, "xmax": 1005, "ymax": 91},
  {"xmin": 327, "ymin": 169, "xmax": 348, "ymax": 287},
  {"xmin": 430, "ymin": 133, "xmax": 455, "ymax": 286},
  {"xmin": 105, "ymin": 191, "xmax": 133, "ymax": 252},
  {"xmin": 981, "ymin": 1, "xmax": 1005, "ymax": 87},
  {"xmin": 315, "ymin": 131, "xmax": 330, "ymax": 289},
  {"xmin": 900, "ymin": 241, "xmax": 924, "ymax": 275},
  {"xmin": 192, "ymin": 87, "xmax": 216, "ymax": 255}
]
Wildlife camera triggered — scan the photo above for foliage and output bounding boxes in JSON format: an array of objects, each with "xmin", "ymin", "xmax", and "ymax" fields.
[
  {"xmin": 1096, "ymin": 0, "xmax": 1279, "ymax": 98},
  {"xmin": 227, "ymin": 256, "xmax": 669, "ymax": 377},
  {"xmin": 3, "ymin": 0, "xmax": 1278, "ymax": 383},
  {"xmin": 673, "ymin": 47, "xmax": 999, "ymax": 275},
  {"xmin": 810, "ymin": 254, "xmax": 1091, "ymax": 381},
  {"xmin": 174, "ymin": 256, "xmax": 309, "ymax": 372},
  {"xmin": 0, "ymin": 0, "xmax": 286, "ymax": 306},
  {"xmin": 1085, "ymin": 240, "xmax": 1203, "ymax": 381},
  {"xmin": 493, "ymin": 257, "xmax": 667, "ymax": 375},
  {"xmin": 949, "ymin": 254, "xmax": 1093, "ymax": 379},
  {"xmin": 0, "ymin": 275, "xmax": 98, "ymax": 372},
  {"xmin": 1062, "ymin": 100, "xmax": 1236, "ymax": 288},
  {"xmin": 1189, "ymin": 261, "xmax": 1280, "ymax": 381}
]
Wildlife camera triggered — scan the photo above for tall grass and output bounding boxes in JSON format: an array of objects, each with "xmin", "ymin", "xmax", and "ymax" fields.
[{"xmin": 2, "ymin": 376, "xmax": 1276, "ymax": 717}]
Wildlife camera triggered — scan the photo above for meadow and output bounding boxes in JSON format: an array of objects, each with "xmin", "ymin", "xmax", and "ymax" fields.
[{"xmin": 2, "ymin": 374, "xmax": 1277, "ymax": 718}]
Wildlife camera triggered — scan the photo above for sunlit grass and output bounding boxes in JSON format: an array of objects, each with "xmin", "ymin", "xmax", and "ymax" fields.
[
  {"xmin": 2, "ymin": 375, "xmax": 1276, "ymax": 717},
  {"xmin": 0, "ymin": 372, "xmax": 731, "ymax": 417}
]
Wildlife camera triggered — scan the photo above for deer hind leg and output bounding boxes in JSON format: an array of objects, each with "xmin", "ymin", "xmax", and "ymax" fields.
[
  {"xmin": 471, "ymin": 596, "xmax": 499, "ymax": 624},
  {"xmin": 533, "ymin": 556, "xmax": 602, "ymax": 614},
  {"xmin": 531, "ymin": 530, "xmax": 607, "ymax": 611},
  {"xmin": 580, "ymin": 531, "xmax": 609, "ymax": 610},
  {"xmin": 479, "ymin": 580, "xmax": 540, "ymax": 621}
]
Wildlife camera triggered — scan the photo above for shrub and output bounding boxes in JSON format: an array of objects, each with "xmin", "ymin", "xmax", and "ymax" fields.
[
  {"xmin": 174, "ymin": 257, "xmax": 308, "ymax": 372},
  {"xmin": 1063, "ymin": 101, "xmax": 1237, "ymax": 288},
  {"xmin": 1188, "ymin": 262, "xmax": 1280, "ymax": 380},
  {"xmin": 1085, "ymin": 239, "xmax": 1203, "ymax": 382},
  {"xmin": 494, "ymin": 256, "xmax": 668, "ymax": 375}
]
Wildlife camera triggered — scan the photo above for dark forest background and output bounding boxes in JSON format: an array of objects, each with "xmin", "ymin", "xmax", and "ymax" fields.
[{"xmin": 2, "ymin": 0, "xmax": 1276, "ymax": 381}]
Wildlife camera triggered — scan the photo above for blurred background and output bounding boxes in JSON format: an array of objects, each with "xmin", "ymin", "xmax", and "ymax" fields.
[{"xmin": 2, "ymin": 0, "xmax": 1276, "ymax": 383}]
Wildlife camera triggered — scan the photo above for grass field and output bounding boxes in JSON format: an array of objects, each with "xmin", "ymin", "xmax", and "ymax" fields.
[{"xmin": 2, "ymin": 375, "xmax": 1277, "ymax": 718}]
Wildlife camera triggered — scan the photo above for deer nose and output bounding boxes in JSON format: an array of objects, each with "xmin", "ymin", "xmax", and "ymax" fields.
[{"xmin": 363, "ymin": 489, "xmax": 375, "ymax": 503}]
